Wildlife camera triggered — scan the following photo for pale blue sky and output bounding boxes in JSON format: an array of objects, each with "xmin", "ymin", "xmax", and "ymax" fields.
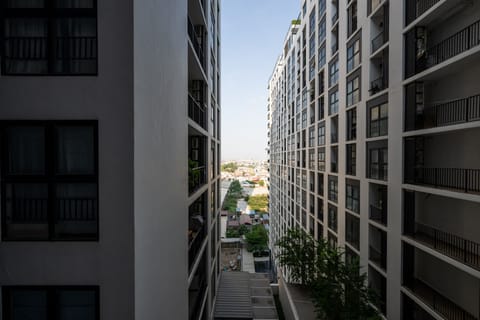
[{"xmin": 221, "ymin": 0, "xmax": 299, "ymax": 161}]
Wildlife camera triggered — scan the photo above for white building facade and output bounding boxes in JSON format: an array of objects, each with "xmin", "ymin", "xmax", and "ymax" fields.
[
  {"xmin": 0, "ymin": 0, "xmax": 221, "ymax": 319},
  {"xmin": 268, "ymin": 0, "xmax": 480, "ymax": 319}
]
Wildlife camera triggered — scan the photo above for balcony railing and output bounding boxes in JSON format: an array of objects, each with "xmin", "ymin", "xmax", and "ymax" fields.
[
  {"xmin": 188, "ymin": 224, "xmax": 206, "ymax": 271},
  {"xmin": 371, "ymin": 31, "xmax": 385, "ymax": 53},
  {"xmin": 189, "ymin": 165, "xmax": 207, "ymax": 195},
  {"xmin": 423, "ymin": 20, "xmax": 480, "ymax": 71},
  {"xmin": 370, "ymin": 76, "xmax": 387, "ymax": 95},
  {"xmin": 187, "ymin": 18, "xmax": 205, "ymax": 68},
  {"xmin": 406, "ymin": 0, "xmax": 441, "ymax": 25},
  {"xmin": 412, "ymin": 223, "xmax": 480, "ymax": 270},
  {"xmin": 410, "ymin": 168, "xmax": 480, "ymax": 193},
  {"xmin": 404, "ymin": 278, "xmax": 478, "ymax": 320},
  {"xmin": 370, "ymin": 205, "xmax": 387, "ymax": 225},
  {"xmin": 369, "ymin": 245, "xmax": 387, "ymax": 270},
  {"xmin": 419, "ymin": 94, "xmax": 480, "ymax": 129},
  {"xmin": 188, "ymin": 94, "xmax": 207, "ymax": 130}
]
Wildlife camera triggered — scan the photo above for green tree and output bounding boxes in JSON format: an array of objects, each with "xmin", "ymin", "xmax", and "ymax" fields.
[
  {"xmin": 275, "ymin": 228, "xmax": 318, "ymax": 286},
  {"xmin": 245, "ymin": 224, "xmax": 268, "ymax": 253},
  {"xmin": 258, "ymin": 180, "xmax": 265, "ymax": 187},
  {"xmin": 276, "ymin": 228, "xmax": 381, "ymax": 320}
]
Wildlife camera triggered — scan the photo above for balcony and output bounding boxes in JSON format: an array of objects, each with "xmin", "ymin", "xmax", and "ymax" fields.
[
  {"xmin": 402, "ymin": 293, "xmax": 437, "ymax": 320},
  {"xmin": 370, "ymin": 76, "xmax": 387, "ymax": 95},
  {"xmin": 369, "ymin": 225, "xmax": 387, "ymax": 270},
  {"xmin": 406, "ymin": 19, "xmax": 480, "ymax": 78},
  {"xmin": 404, "ymin": 190, "xmax": 480, "ymax": 270},
  {"xmin": 188, "ymin": 193, "xmax": 207, "ymax": 272},
  {"xmin": 187, "ymin": 17, "xmax": 205, "ymax": 69},
  {"xmin": 189, "ymin": 253, "xmax": 208, "ymax": 320},
  {"xmin": 403, "ymin": 244, "xmax": 480, "ymax": 320},
  {"xmin": 189, "ymin": 134, "xmax": 207, "ymax": 195},
  {"xmin": 404, "ymin": 131, "xmax": 480, "ymax": 194},
  {"xmin": 405, "ymin": 0, "xmax": 441, "ymax": 26},
  {"xmin": 410, "ymin": 223, "xmax": 480, "ymax": 270},
  {"xmin": 370, "ymin": 205, "xmax": 387, "ymax": 226},
  {"xmin": 188, "ymin": 94, "xmax": 207, "ymax": 130},
  {"xmin": 405, "ymin": 90, "xmax": 480, "ymax": 131},
  {"xmin": 409, "ymin": 167, "xmax": 480, "ymax": 193}
]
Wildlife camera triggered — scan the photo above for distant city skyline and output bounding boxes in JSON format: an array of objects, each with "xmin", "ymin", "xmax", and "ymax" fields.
[{"xmin": 221, "ymin": 0, "xmax": 299, "ymax": 161}]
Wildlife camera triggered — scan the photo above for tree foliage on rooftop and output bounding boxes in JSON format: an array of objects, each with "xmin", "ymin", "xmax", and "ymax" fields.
[
  {"xmin": 247, "ymin": 194, "xmax": 268, "ymax": 213},
  {"xmin": 222, "ymin": 180, "xmax": 243, "ymax": 213},
  {"xmin": 221, "ymin": 162, "xmax": 238, "ymax": 173},
  {"xmin": 276, "ymin": 228, "xmax": 381, "ymax": 320},
  {"xmin": 245, "ymin": 224, "xmax": 269, "ymax": 253}
]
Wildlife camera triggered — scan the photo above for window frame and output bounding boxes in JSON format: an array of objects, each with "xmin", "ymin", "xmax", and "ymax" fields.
[
  {"xmin": 1, "ymin": 0, "xmax": 99, "ymax": 76},
  {"xmin": 2, "ymin": 285, "xmax": 100, "ymax": 320},
  {"xmin": 0, "ymin": 120, "xmax": 99, "ymax": 241}
]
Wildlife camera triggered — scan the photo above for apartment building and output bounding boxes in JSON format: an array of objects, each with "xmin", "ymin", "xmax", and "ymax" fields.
[
  {"xmin": 268, "ymin": 0, "xmax": 480, "ymax": 319},
  {"xmin": 0, "ymin": 0, "xmax": 221, "ymax": 319}
]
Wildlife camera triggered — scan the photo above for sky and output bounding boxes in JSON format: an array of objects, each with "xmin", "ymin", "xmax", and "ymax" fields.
[{"xmin": 221, "ymin": 0, "xmax": 300, "ymax": 161}]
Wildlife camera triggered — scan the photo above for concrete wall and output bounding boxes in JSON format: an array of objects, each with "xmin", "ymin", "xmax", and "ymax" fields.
[
  {"xmin": 133, "ymin": 0, "xmax": 189, "ymax": 319},
  {"xmin": 0, "ymin": 0, "xmax": 135, "ymax": 319}
]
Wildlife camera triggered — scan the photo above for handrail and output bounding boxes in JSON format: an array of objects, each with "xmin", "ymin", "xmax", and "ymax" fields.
[
  {"xmin": 370, "ymin": 205, "xmax": 387, "ymax": 225},
  {"xmin": 412, "ymin": 167, "xmax": 480, "ymax": 193},
  {"xmin": 188, "ymin": 94, "xmax": 207, "ymax": 130},
  {"xmin": 420, "ymin": 94, "xmax": 480, "ymax": 129},
  {"xmin": 371, "ymin": 31, "xmax": 385, "ymax": 53},
  {"xmin": 414, "ymin": 223, "xmax": 480, "ymax": 269}
]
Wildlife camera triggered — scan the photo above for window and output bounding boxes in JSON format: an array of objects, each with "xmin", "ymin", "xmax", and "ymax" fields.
[
  {"xmin": 347, "ymin": 39, "xmax": 360, "ymax": 72},
  {"xmin": 347, "ymin": 1, "xmax": 358, "ymax": 37},
  {"xmin": 328, "ymin": 204, "xmax": 337, "ymax": 232},
  {"xmin": 317, "ymin": 96, "xmax": 325, "ymax": 121},
  {"xmin": 329, "ymin": 59, "xmax": 339, "ymax": 86},
  {"xmin": 330, "ymin": 116, "xmax": 338, "ymax": 143},
  {"xmin": 317, "ymin": 148, "xmax": 325, "ymax": 171},
  {"xmin": 317, "ymin": 122, "xmax": 325, "ymax": 146},
  {"xmin": 330, "ymin": 146, "xmax": 338, "ymax": 173},
  {"xmin": 346, "ymin": 179, "xmax": 360, "ymax": 213},
  {"xmin": 317, "ymin": 198, "xmax": 324, "ymax": 221},
  {"xmin": 318, "ymin": 17, "xmax": 326, "ymax": 44},
  {"xmin": 309, "ymin": 9, "xmax": 316, "ymax": 36},
  {"xmin": 346, "ymin": 144, "xmax": 357, "ymax": 176},
  {"xmin": 309, "ymin": 149, "xmax": 315, "ymax": 169},
  {"xmin": 346, "ymin": 76, "xmax": 360, "ymax": 106},
  {"xmin": 318, "ymin": 44, "xmax": 326, "ymax": 68},
  {"xmin": 2, "ymin": 286, "xmax": 99, "ymax": 320},
  {"xmin": 346, "ymin": 212, "xmax": 360, "ymax": 249},
  {"xmin": 369, "ymin": 102, "xmax": 388, "ymax": 137},
  {"xmin": 317, "ymin": 173, "xmax": 324, "ymax": 195},
  {"xmin": 368, "ymin": 142, "xmax": 388, "ymax": 181},
  {"xmin": 309, "ymin": 126, "xmax": 315, "ymax": 147},
  {"xmin": 319, "ymin": 0, "xmax": 326, "ymax": 16},
  {"xmin": 1, "ymin": 0, "xmax": 98, "ymax": 75},
  {"xmin": 328, "ymin": 175, "xmax": 338, "ymax": 203},
  {"xmin": 1, "ymin": 121, "xmax": 98, "ymax": 241},
  {"xmin": 331, "ymin": 26, "xmax": 338, "ymax": 54},
  {"xmin": 347, "ymin": 108, "xmax": 357, "ymax": 141},
  {"xmin": 329, "ymin": 90, "xmax": 339, "ymax": 115},
  {"xmin": 302, "ymin": 110, "xmax": 307, "ymax": 129}
]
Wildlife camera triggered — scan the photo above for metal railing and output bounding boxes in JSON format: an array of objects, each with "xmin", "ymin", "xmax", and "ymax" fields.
[
  {"xmin": 370, "ymin": 75, "xmax": 387, "ymax": 94},
  {"xmin": 425, "ymin": 19, "xmax": 480, "ymax": 69},
  {"xmin": 188, "ymin": 225, "xmax": 206, "ymax": 271},
  {"xmin": 10, "ymin": 198, "xmax": 48, "ymax": 222},
  {"xmin": 421, "ymin": 94, "xmax": 480, "ymax": 129},
  {"xmin": 369, "ymin": 205, "xmax": 387, "ymax": 225},
  {"xmin": 10, "ymin": 198, "xmax": 97, "ymax": 223},
  {"xmin": 187, "ymin": 17, "xmax": 205, "ymax": 68},
  {"xmin": 405, "ymin": 278, "xmax": 478, "ymax": 320},
  {"xmin": 413, "ymin": 168, "xmax": 480, "ymax": 193},
  {"xmin": 371, "ymin": 31, "xmax": 385, "ymax": 53},
  {"xmin": 189, "ymin": 165, "xmax": 207, "ymax": 194},
  {"xmin": 188, "ymin": 94, "xmax": 207, "ymax": 130},
  {"xmin": 4, "ymin": 36, "xmax": 48, "ymax": 60},
  {"xmin": 405, "ymin": 0, "xmax": 441, "ymax": 24},
  {"xmin": 414, "ymin": 223, "xmax": 480, "ymax": 270},
  {"xmin": 56, "ymin": 198, "xmax": 97, "ymax": 221}
]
